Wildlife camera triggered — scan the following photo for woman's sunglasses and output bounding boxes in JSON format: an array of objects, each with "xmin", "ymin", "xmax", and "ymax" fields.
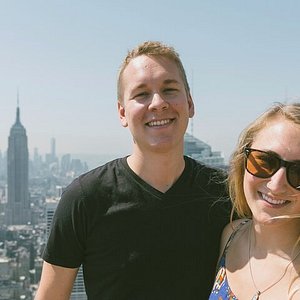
[{"xmin": 244, "ymin": 147, "xmax": 300, "ymax": 191}]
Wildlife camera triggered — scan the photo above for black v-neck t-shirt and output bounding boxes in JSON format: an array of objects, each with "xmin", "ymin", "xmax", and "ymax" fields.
[{"xmin": 43, "ymin": 156, "xmax": 230, "ymax": 299}]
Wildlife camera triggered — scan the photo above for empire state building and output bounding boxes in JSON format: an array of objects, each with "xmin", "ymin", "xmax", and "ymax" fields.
[{"xmin": 6, "ymin": 106, "xmax": 30, "ymax": 225}]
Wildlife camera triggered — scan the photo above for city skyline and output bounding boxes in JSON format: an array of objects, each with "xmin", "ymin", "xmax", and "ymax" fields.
[
  {"xmin": 1, "ymin": 1, "xmax": 300, "ymax": 163},
  {"xmin": 1, "ymin": 105, "xmax": 226, "ymax": 171}
]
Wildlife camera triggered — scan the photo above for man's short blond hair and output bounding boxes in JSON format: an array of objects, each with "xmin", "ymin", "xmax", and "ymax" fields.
[{"xmin": 117, "ymin": 41, "xmax": 190, "ymax": 102}]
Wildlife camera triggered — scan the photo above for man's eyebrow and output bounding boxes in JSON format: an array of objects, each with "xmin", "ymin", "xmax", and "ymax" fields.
[
  {"xmin": 163, "ymin": 79, "xmax": 180, "ymax": 85},
  {"xmin": 132, "ymin": 79, "xmax": 180, "ymax": 91},
  {"xmin": 132, "ymin": 83, "xmax": 147, "ymax": 90}
]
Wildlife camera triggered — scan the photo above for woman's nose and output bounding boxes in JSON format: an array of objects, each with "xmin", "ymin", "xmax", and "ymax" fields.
[{"xmin": 266, "ymin": 167, "xmax": 288, "ymax": 192}]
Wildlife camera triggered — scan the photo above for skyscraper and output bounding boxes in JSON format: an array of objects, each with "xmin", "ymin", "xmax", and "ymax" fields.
[
  {"xmin": 45, "ymin": 137, "xmax": 58, "ymax": 165},
  {"xmin": 6, "ymin": 106, "xmax": 30, "ymax": 225},
  {"xmin": 184, "ymin": 132, "xmax": 226, "ymax": 169}
]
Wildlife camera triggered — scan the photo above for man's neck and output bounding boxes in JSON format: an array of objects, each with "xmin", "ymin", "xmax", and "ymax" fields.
[{"xmin": 127, "ymin": 152, "xmax": 186, "ymax": 193}]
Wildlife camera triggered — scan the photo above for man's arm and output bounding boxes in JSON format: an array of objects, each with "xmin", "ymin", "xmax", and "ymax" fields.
[{"xmin": 35, "ymin": 261, "xmax": 79, "ymax": 300}]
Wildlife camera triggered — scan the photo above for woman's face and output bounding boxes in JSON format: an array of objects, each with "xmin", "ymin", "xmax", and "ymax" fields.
[{"xmin": 243, "ymin": 118, "xmax": 300, "ymax": 225}]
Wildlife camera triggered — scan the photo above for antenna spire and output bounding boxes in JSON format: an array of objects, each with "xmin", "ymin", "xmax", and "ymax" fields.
[
  {"xmin": 16, "ymin": 89, "xmax": 20, "ymax": 124},
  {"xmin": 17, "ymin": 89, "xmax": 20, "ymax": 107}
]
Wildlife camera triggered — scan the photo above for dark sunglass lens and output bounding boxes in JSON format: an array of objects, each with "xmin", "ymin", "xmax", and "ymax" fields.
[
  {"xmin": 247, "ymin": 151, "xmax": 279, "ymax": 178},
  {"xmin": 288, "ymin": 164, "xmax": 300, "ymax": 190}
]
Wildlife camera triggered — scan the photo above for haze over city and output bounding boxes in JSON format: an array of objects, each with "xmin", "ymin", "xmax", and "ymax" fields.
[{"xmin": 1, "ymin": 1, "xmax": 299, "ymax": 165}]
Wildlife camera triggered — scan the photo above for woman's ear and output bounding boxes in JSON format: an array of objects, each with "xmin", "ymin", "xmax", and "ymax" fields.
[{"xmin": 118, "ymin": 101, "xmax": 128, "ymax": 127}]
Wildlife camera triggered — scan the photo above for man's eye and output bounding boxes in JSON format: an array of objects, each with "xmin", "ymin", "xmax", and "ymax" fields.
[
  {"xmin": 134, "ymin": 92, "xmax": 148, "ymax": 99},
  {"xmin": 164, "ymin": 88, "xmax": 178, "ymax": 94}
]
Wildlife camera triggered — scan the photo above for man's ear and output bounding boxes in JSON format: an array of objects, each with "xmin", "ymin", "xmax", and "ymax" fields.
[
  {"xmin": 188, "ymin": 93, "xmax": 195, "ymax": 118},
  {"xmin": 118, "ymin": 101, "xmax": 128, "ymax": 127}
]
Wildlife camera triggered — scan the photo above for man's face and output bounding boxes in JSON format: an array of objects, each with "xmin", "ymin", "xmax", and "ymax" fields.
[{"xmin": 118, "ymin": 55, "xmax": 194, "ymax": 154}]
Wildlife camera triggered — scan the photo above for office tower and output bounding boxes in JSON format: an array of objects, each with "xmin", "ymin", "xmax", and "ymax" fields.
[
  {"xmin": 6, "ymin": 106, "xmax": 30, "ymax": 225},
  {"xmin": 45, "ymin": 137, "xmax": 58, "ymax": 165},
  {"xmin": 184, "ymin": 132, "xmax": 226, "ymax": 169},
  {"xmin": 45, "ymin": 199, "xmax": 58, "ymax": 236},
  {"xmin": 45, "ymin": 198, "xmax": 87, "ymax": 300},
  {"xmin": 60, "ymin": 153, "xmax": 71, "ymax": 175}
]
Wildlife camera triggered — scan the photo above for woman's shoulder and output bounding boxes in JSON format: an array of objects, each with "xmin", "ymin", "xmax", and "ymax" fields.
[{"xmin": 220, "ymin": 219, "xmax": 250, "ymax": 255}]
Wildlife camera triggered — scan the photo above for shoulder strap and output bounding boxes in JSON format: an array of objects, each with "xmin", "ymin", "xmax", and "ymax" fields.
[{"xmin": 223, "ymin": 219, "xmax": 250, "ymax": 254}]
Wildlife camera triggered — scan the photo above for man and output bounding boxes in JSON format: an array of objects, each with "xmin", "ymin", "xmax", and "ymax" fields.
[{"xmin": 35, "ymin": 41, "xmax": 230, "ymax": 299}]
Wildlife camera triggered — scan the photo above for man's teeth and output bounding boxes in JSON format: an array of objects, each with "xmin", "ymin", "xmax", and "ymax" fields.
[
  {"xmin": 261, "ymin": 193, "xmax": 287, "ymax": 205},
  {"xmin": 148, "ymin": 119, "xmax": 170, "ymax": 127}
]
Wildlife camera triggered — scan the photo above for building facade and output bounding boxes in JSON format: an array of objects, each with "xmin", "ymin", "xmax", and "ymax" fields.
[
  {"xmin": 6, "ymin": 106, "xmax": 30, "ymax": 225},
  {"xmin": 184, "ymin": 132, "xmax": 226, "ymax": 169}
]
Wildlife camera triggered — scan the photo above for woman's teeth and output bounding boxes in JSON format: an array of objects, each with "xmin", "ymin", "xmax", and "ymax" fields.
[{"xmin": 261, "ymin": 193, "xmax": 288, "ymax": 205}]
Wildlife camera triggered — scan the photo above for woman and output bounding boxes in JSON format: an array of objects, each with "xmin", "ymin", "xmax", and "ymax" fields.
[{"xmin": 209, "ymin": 102, "xmax": 300, "ymax": 299}]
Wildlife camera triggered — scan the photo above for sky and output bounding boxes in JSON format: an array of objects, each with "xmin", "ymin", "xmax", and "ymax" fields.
[{"xmin": 1, "ymin": 0, "xmax": 300, "ymax": 166}]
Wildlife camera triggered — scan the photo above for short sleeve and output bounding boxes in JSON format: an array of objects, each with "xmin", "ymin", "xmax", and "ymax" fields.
[{"xmin": 42, "ymin": 177, "xmax": 88, "ymax": 268}]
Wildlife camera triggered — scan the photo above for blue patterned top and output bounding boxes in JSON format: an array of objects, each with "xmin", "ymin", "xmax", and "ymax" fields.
[{"xmin": 208, "ymin": 220, "xmax": 249, "ymax": 300}]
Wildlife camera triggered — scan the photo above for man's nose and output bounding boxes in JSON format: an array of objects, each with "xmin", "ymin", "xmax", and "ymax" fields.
[{"xmin": 148, "ymin": 93, "xmax": 169, "ymax": 111}]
